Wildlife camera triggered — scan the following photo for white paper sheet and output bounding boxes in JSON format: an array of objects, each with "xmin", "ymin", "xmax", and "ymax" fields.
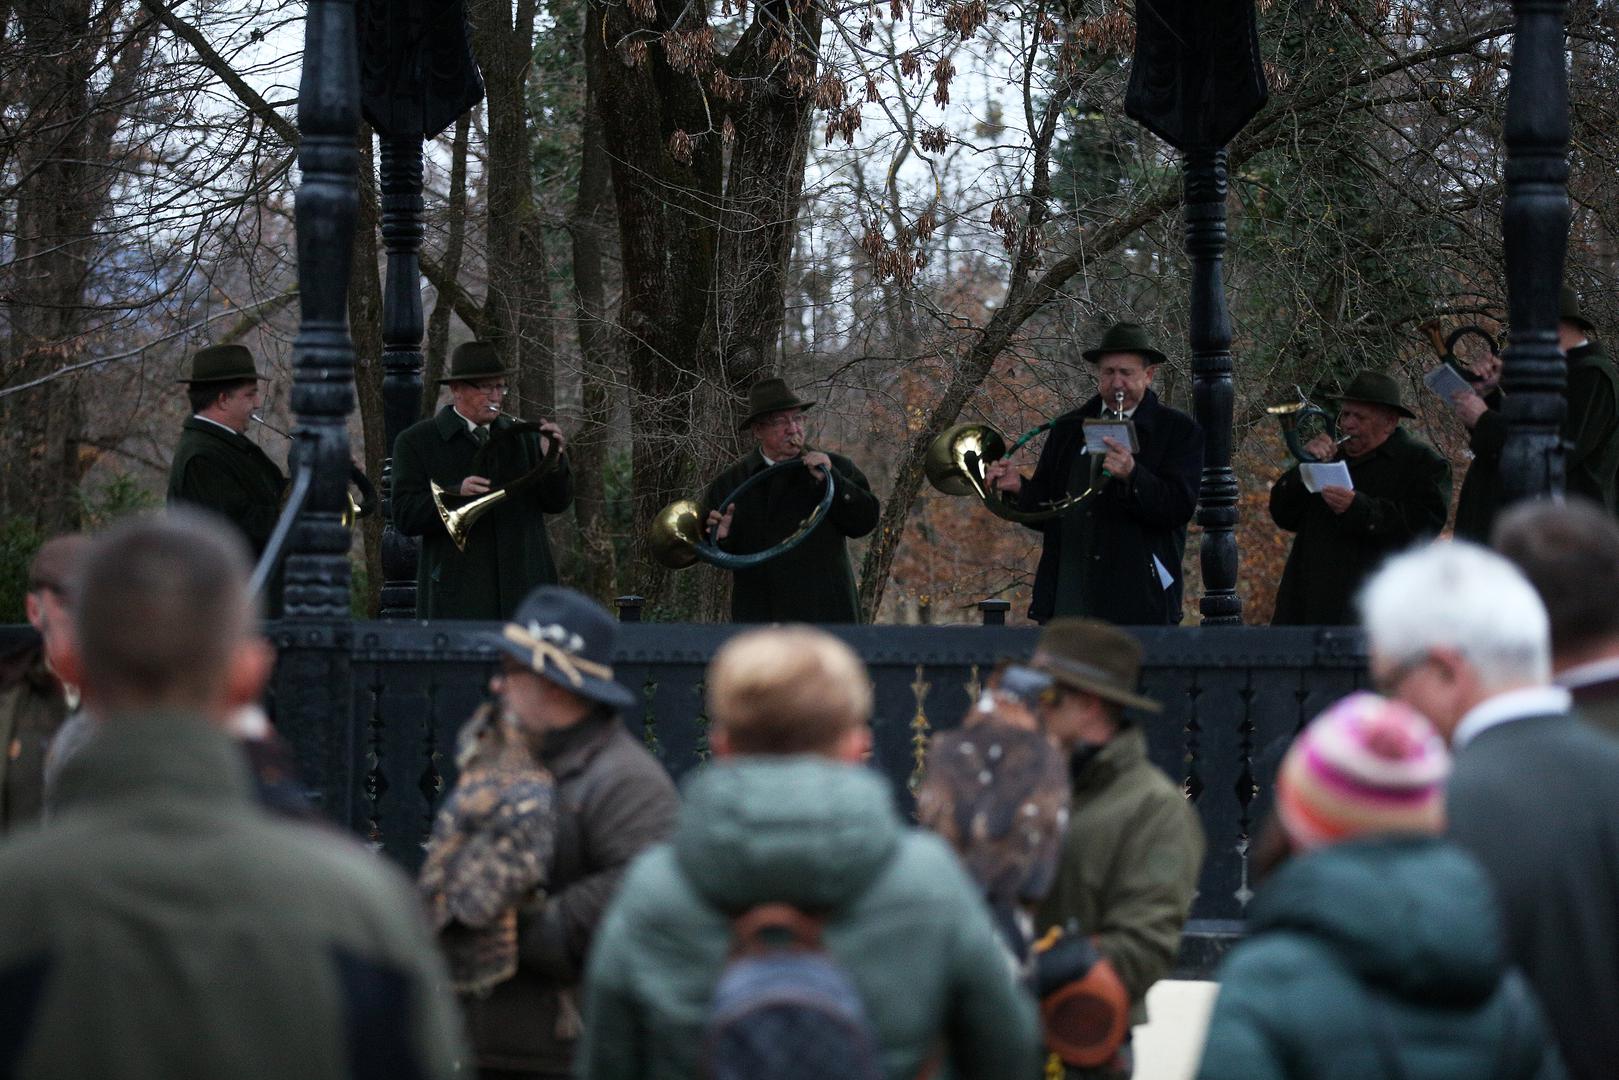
[
  {"xmin": 1151, "ymin": 554, "xmax": 1175, "ymax": 590},
  {"xmin": 1300, "ymin": 461, "xmax": 1353, "ymax": 494},
  {"xmin": 1082, "ymin": 419, "xmax": 1138, "ymax": 455},
  {"xmin": 1423, "ymin": 363, "xmax": 1475, "ymax": 405}
]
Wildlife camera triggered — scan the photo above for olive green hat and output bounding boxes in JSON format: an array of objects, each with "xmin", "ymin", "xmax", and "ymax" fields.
[
  {"xmin": 739, "ymin": 377, "xmax": 817, "ymax": 429},
  {"xmin": 1561, "ymin": 285, "xmax": 1597, "ymax": 336},
  {"xmin": 178, "ymin": 344, "xmax": 266, "ymax": 385},
  {"xmin": 1081, "ymin": 322, "xmax": 1169, "ymax": 368},
  {"xmin": 1030, "ymin": 618, "xmax": 1162, "ymax": 715},
  {"xmin": 1328, "ymin": 370, "xmax": 1416, "ymax": 420},
  {"xmin": 438, "ymin": 340, "xmax": 512, "ymax": 384}
]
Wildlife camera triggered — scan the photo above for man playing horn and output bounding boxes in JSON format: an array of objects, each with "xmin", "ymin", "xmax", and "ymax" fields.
[
  {"xmin": 700, "ymin": 378, "xmax": 880, "ymax": 623},
  {"xmin": 985, "ymin": 322, "xmax": 1203, "ymax": 625},
  {"xmin": 392, "ymin": 341, "xmax": 573, "ymax": 620}
]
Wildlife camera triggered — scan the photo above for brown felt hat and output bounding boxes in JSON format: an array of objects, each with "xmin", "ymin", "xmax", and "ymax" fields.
[
  {"xmin": 739, "ymin": 378, "xmax": 817, "ymax": 429},
  {"xmin": 1328, "ymin": 371, "xmax": 1416, "ymax": 420},
  {"xmin": 178, "ymin": 344, "xmax": 266, "ymax": 385},
  {"xmin": 1081, "ymin": 322, "xmax": 1169, "ymax": 368},
  {"xmin": 438, "ymin": 340, "xmax": 512, "ymax": 384},
  {"xmin": 1030, "ymin": 618, "xmax": 1161, "ymax": 714}
]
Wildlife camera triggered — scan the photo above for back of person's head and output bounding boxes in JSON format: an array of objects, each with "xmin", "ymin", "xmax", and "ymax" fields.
[
  {"xmin": 707, "ymin": 626, "xmax": 872, "ymax": 756},
  {"xmin": 1359, "ymin": 540, "xmax": 1550, "ymax": 692},
  {"xmin": 27, "ymin": 534, "xmax": 88, "ymax": 600},
  {"xmin": 1276, "ymin": 692, "xmax": 1450, "ymax": 851},
  {"xmin": 72, "ymin": 511, "xmax": 261, "ymax": 715},
  {"xmin": 1493, "ymin": 496, "xmax": 1619, "ymax": 663}
]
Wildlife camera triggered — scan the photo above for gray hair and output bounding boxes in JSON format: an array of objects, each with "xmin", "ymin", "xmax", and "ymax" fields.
[{"xmin": 1359, "ymin": 540, "xmax": 1550, "ymax": 691}]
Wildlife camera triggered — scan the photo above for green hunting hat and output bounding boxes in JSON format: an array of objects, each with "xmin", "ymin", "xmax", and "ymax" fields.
[
  {"xmin": 1081, "ymin": 322, "xmax": 1169, "ymax": 368},
  {"xmin": 739, "ymin": 377, "xmax": 817, "ymax": 429},
  {"xmin": 1329, "ymin": 370, "xmax": 1416, "ymax": 420},
  {"xmin": 1560, "ymin": 285, "xmax": 1597, "ymax": 335},
  {"xmin": 178, "ymin": 344, "xmax": 266, "ymax": 385},
  {"xmin": 438, "ymin": 340, "xmax": 512, "ymax": 384},
  {"xmin": 1030, "ymin": 618, "xmax": 1162, "ymax": 715}
]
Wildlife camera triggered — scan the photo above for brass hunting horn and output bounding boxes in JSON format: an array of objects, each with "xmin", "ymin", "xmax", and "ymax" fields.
[
  {"xmin": 1266, "ymin": 388, "xmax": 1348, "ymax": 463},
  {"xmin": 648, "ymin": 459, "xmax": 837, "ymax": 570},
  {"xmin": 432, "ymin": 419, "xmax": 563, "ymax": 552},
  {"xmin": 1417, "ymin": 319, "xmax": 1499, "ymax": 383}
]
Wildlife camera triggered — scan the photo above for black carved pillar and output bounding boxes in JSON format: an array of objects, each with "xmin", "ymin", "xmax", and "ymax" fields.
[
  {"xmin": 378, "ymin": 134, "xmax": 426, "ymax": 617},
  {"xmin": 279, "ymin": 0, "xmax": 360, "ymax": 825},
  {"xmin": 1185, "ymin": 150, "xmax": 1241, "ymax": 624},
  {"xmin": 1500, "ymin": 0, "xmax": 1570, "ymax": 502},
  {"xmin": 358, "ymin": 0, "xmax": 483, "ymax": 618},
  {"xmin": 1126, "ymin": 2, "xmax": 1265, "ymax": 624}
]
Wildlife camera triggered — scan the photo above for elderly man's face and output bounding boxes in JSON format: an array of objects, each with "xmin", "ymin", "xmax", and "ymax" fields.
[
  {"xmin": 751, "ymin": 407, "xmax": 806, "ymax": 460},
  {"xmin": 210, "ymin": 382, "xmax": 261, "ymax": 435},
  {"xmin": 1370, "ymin": 646, "xmax": 1473, "ymax": 745},
  {"xmin": 449, "ymin": 378, "xmax": 507, "ymax": 425},
  {"xmin": 1094, "ymin": 354, "xmax": 1156, "ymax": 412},
  {"xmin": 1336, "ymin": 400, "xmax": 1399, "ymax": 458}
]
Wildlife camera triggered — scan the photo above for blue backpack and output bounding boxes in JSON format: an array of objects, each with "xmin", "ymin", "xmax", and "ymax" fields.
[{"xmin": 703, "ymin": 903, "xmax": 885, "ymax": 1080}]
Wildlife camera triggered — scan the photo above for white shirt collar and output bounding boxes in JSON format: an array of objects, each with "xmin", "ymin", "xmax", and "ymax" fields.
[
  {"xmin": 191, "ymin": 414, "xmax": 242, "ymax": 437},
  {"xmin": 1557, "ymin": 655, "xmax": 1619, "ymax": 691},
  {"xmin": 452, "ymin": 406, "xmax": 487, "ymax": 432},
  {"xmin": 1453, "ymin": 685, "xmax": 1571, "ymax": 749}
]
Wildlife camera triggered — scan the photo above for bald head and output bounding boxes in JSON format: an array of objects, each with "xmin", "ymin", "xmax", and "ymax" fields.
[
  {"xmin": 1494, "ymin": 497, "xmax": 1619, "ymax": 667},
  {"xmin": 74, "ymin": 512, "xmax": 259, "ymax": 713}
]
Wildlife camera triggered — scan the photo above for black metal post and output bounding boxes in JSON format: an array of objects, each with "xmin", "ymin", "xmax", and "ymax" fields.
[
  {"xmin": 977, "ymin": 598, "xmax": 1010, "ymax": 626},
  {"xmin": 1500, "ymin": 0, "xmax": 1570, "ymax": 502},
  {"xmin": 277, "ymin": 0, "xmax": 360, "ymax": 825},
  {"xmin": 616, "ymin": 595, "xmax": 646, "ymax": 622},
  {"xmin": 378, "ymin": 134, "xmax": 425, "ymax": 618},
  {"xmin": 1186, "ymin": 149, "xmax": 1242, "ymax": 625}
]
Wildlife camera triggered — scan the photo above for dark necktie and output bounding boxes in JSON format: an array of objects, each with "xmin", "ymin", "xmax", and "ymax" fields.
[{"xmin": 471, "ymin": 425, "xmax": 490, "ymax": 448}]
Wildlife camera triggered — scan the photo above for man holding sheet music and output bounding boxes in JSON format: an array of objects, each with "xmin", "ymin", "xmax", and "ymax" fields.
[
  {"xmin": 1269, "ymin": 371, "xmax": 1451, "ymax": 625},
  {"xmin": 986, "ymin": 322, "xmax": 1203, "ymax": 625}
]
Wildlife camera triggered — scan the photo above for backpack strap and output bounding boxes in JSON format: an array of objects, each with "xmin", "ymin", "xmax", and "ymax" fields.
[{"xmin": 730, "ymin": 903, "xmax": 827, "ymax": 956}]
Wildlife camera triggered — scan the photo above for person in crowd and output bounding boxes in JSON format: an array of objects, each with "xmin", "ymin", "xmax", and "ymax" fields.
[
  {"xmin": 1270, "ymin": 371, "xmax": 1450, "ymax": 624},
  {"xmin": 459, "ymin": 586, "xmax": 677, "ymax": 1079},
  {"xmin": 0, "ymin": 511, "xmax": 464, "ymax": 1078},
  {"xmin": 1196, "ymin": 692, "xmax": 1564, "ymax": 1080},
  {"xmin": 1361, "ymin": 540, "xmax": 1619, "ymax": 1080},
  {"xmin": 1494, "ymin": 496, "xmax": 1619, "ymax": 737},
  {"xmin": 701, "ymin": 378, "xmax": 880, "ymax": 622},
  {"xmin": 392, "ymin": 341, "xmax": 574, "ymax": 620},
  {"xmin": 577, "ymin": 625, "xmax": 1040, "ymax": 1080},
  {"xmin": 166, "ymin": 343, "xmax": 288, "ymax": 612},
  {"xmin": 1451, "ymin": 287, "xmax": 1619, "ymax": 540},
  {"xmin": 1028, "ymin": 618, "xmax": 1205, "ymax": 1080},
  {"xmin": 0, "ymin": 534, "xmax": 86, "ymax": 833},
  {"xmin": 986, "ymin": 322, "xmax": 1203, "ymax": 625}
]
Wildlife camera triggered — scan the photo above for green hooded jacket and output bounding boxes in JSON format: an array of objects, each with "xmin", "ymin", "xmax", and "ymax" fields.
[
  {"xmin": 1197, "ymin": 837, "xmax": 1565, "ymax": 1080},
  {"xmin": 577, "ymin": 757, "xmax": 1041, "ymax": 1080}
]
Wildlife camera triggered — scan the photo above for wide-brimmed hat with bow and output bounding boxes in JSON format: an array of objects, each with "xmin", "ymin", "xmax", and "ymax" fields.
[
  {"xmin": 438, "ymin": 340, "xmax": 512, "ymax": 384},
  {"xmin": 177, "ymin": 344, "xmax": 267, "ymax": 385},
  {"xmin": 1328, "ymin": 371, "xmax": 1416, "ymax": 420},
  {"xmin": 484, "ymin": 587, "xmax": 636, "ymax": 711},
  {"xmin": 1029, "ymin": 618, "xmax": 1161, "ymax": 715},
  {"xmin": 739, "ymin": 377, "xmax": 817, "ymax": 429},
  {"xmin": 1081, "ymin": 322, "xmax": 1169, "ymax": 368}
]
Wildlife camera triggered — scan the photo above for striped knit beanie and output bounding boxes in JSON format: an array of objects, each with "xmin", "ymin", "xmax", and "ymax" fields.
[{"xmin": 1276, "ymin": 692, "xmax": 1450, "ymax": 850}]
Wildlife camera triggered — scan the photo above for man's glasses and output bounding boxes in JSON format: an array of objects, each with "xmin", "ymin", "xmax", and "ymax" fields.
[{"xmin": 469, "ymin": 382, "xmax": 508, "ymax": 397}]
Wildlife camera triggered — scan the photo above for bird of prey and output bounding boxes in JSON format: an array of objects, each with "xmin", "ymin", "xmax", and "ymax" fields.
[
  {"xmin": 916, "ymin": 702, "xmax": 1070, "ymax": 960},
  {"xmin": 418, "ymin": 704, "xmax": 557, "ymax": 997}
]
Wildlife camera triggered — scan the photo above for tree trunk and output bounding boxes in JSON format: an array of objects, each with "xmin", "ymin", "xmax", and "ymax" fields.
[{"xmin": 424, "ymin": 114, "xmax": 473, "ymax": 408}]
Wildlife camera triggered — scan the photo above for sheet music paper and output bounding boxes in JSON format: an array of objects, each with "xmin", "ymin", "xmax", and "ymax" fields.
[
  {"xmin": 1082, "ymin": 419, "xmax": 1138, "ymax": 455},
  {"xmin": 1423, "ymin": 363, "xmax": 1475, "ymax": 405},
  {"xmin": 1300, "ymin": 461, "xmax": 1353, "ymax": 494}
]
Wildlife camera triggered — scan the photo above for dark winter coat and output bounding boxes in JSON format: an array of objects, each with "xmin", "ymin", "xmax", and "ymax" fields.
[
  {"xmin": 1036, "ymin": 728, "xmax": 1205, "ymax": 1029},
  {"xmin": 462, "ymin": 713, "xmax": 678, "ymax": 1076},
  {"xmin": 0, "ymin": 712, "xmax": 466, "ymax": 1080},
  {"xmin": 1454, "ymin": 341, "xmax": 1619, "ymax": 540},
  {"xmin": 392, "ymin": 406, "xmax": 574, "ymax": 620},
  {"xmin": 166, "ymin": 417, "xmax": 287, "ymax": 558},
  {"xmin": 1448, "ymin": 709, "xmax": 1619, "ymax": 1080},
  {"xmin": 1270, "ymin": 426, "xmax": 1451, "ymax": 625},
  {"xmin": 0, "ymin": 631, "xmax": 68, "ymax": 834},
  {"xmin": 577, "ymin": 756, "xmax": 1042, "ymax": 1080},
  {"xmin": 701, "ymin": 448, "xmax": 880, "ymax": 623},
  {"xmin": 1196, "ymin": 836, "xmax": 1565, "ymax": 1080},
  {"xmin": 1018, "ymin": 390, "xmax": 1203, "ymax": 625}
]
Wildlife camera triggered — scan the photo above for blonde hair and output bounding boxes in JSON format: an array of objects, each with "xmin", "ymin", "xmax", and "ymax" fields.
[{"xmin": 707, "ymin": 626, "xmax": 872, "ymax": 754}]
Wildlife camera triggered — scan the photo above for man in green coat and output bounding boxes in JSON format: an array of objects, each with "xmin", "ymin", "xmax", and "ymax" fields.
[
  {"xmin": 166, "ymin": 343, "xmax": 287, "ymax": 611},
  {"xmin": 1452, "ymin": 287, "xmax": 1619, "ymax": 540},
  {"xmin": 701, "ymin": 378, "xmax": 880, "ymax": 623},
  {"xmin": 578, "ymin": 626, "xmax": 1041, "ymax": 1080},
  {"xmin": 1029, "ymin": 619, "xmax": 1206, "ymax": 1080},
  {"xmin": 1270, "ymin": 371, "xmax": 1451, "ymax": 625},
  {"xmin": 392, "ymin": 341, "xmax": 574, "ymax": 620}
]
